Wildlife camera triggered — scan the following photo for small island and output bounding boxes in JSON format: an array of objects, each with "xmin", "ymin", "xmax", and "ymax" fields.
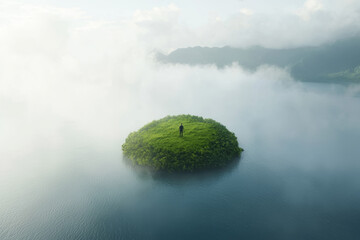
[{"xmin": 122, "ymin": 115, "xmax": 243, "ymax": 172}]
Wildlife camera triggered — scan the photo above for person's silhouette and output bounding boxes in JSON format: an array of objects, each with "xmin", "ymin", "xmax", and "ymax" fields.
[{"xmin": 179, "ymin": 123, "xmax": 184, "ymax": 136}]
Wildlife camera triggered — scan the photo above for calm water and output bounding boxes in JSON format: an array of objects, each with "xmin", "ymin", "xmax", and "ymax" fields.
[{"xmin": 1, "ymin": 82, "xmax": 360, "ymax": 240}]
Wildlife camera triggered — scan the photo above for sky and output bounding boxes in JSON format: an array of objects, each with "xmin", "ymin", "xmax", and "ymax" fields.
[
  {"xmin": 11, "ymin": 0, "xmax": 354, "ymax": 23},
  {"xmin": 3, "ymin": 0, "xmax": 304, "ymax": 23},
  {"xmin": 1, "ymin": 0, "xmax": 360, "ymax": 52}
]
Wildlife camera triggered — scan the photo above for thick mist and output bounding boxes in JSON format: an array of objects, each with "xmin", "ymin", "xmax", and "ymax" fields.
[
  {"xmin": 1, "ymin": 0, "xmax": 360, "ymax": 203},
  {"xmin": 1, "ymin": 2, "xmax": 360, "ymax": 239}
]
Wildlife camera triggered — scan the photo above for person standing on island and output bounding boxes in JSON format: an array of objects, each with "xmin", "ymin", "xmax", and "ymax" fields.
[{"xmin": 179, "ymin": 123, "xmax": 184, "ymax": 136}]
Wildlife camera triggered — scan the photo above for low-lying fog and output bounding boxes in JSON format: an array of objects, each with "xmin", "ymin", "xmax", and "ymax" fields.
[
  {"xmin": 2, "ymin": 50, "xmax": 360, "ymax": 239},
  {"xmin": 1, "ymin": 2, "xmax": 360, "ymax": 239}
]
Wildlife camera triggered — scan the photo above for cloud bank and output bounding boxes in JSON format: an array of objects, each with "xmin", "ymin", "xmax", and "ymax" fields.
[{"xmin": 131, "ymin": 0, "xmax": 360, "ymax": 50}]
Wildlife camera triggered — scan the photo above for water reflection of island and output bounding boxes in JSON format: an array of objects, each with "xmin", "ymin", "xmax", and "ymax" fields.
[{"xmin": 123, "ymin": 155, "xmax": 243, "ymax": 187}]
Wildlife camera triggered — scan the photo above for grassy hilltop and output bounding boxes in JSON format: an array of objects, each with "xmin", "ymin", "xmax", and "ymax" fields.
[{"xmin": 122, "ymin": 115, "xmax": 243, "ymax": 172}]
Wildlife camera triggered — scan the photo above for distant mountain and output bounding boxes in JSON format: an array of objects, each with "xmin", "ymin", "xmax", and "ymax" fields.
[{"xmin": 157, "ymin": 37, "xmax": 360, "ymax": 83}]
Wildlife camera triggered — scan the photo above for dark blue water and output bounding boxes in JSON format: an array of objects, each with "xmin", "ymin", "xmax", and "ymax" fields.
[{"xmin": 1, "ymin": 82, "xmax": 360, "ymax": 240}]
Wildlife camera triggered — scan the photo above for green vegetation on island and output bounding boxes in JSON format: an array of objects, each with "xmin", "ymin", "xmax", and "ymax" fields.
[{"xmin": 122, "ymin": 115, "xmax": 243, "ymax": 172}]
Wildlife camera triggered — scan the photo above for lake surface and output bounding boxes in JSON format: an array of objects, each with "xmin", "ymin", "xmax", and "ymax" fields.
[{"xmin": 1, "ymin": 81, "xmax": 360, "ymax": 240}]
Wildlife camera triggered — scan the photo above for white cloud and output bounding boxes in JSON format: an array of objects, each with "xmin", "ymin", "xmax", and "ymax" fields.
[
  {"xmin": 0, "ymin": 1, "xmax": 358, "ymax": 135},
  {"xmin": 197, "ymin": 0, "xmax": 359, "ymax": 48},
  {"xmin": 93, "ymin": 1, "xmax": 360, "ymax": 50},
  {"xmin": 304, "ymin": 0, "xmax": 323, "ymax": 11},
  {"xmin": 0, "ymin": 1, "xmax": 359, "ymax": 129},
  {"xmin": 1, "ymin": 1, "xmax": 360, "ymax": 114},
  {"xmin": 297, "ymin": 0, "xmax": 323, "ymax": 20},
  {"xmin": 239, "ymin": 8, "xmax": 254, "ymax": 16},
  {"xmin": 133, "ymin": 4, "xmax": 180, "ymax": 23}
]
